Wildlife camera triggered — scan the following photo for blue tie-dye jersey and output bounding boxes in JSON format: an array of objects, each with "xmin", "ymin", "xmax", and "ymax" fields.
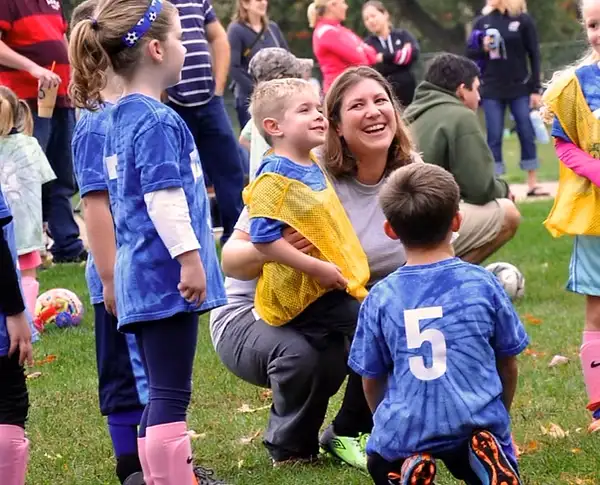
[
  {"xmin": 0, "ymin": 188, "xmax": 38, "ymax": 356},
  {"xmin": 552, "ymin": 63, "xmax": 600, "ymax": 140},
  {"xmin": 72, "ymin": 103, "xmax": 113, "ymax": 305},
  {"xmin": 349, "ymin": 258, "xmax": 529, "ymax": 461},
  {"xmin": 103, "ymin": 94, "xmax": 227, "ymax": 330}
]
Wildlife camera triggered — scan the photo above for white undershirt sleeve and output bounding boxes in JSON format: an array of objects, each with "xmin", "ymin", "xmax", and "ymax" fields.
[{"xmin": 144, "ymin": 188, "xmax": 201, "ymax": 259}]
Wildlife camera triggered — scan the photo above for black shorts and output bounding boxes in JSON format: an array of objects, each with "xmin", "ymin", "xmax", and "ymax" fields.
[{"xmin": 0, "ymin": 352, "xmax": 29, "ymax": 428}]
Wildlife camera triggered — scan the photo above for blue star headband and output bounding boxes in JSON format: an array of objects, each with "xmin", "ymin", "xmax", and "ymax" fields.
[{"xmin": 122, "ymin": 0, "xmax": 163, "ymax": 48}]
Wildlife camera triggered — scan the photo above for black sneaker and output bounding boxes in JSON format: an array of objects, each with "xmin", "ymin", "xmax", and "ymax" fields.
[
  {"xmin": 193, "ymin": 466, "xmax": 230, "ymax": 485},
  {"xmin": 53, "ymin": 249, "xmax": 88, "ymax": 264}
]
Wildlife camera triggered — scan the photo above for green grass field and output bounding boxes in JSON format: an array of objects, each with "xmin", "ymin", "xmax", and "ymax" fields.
[
  {"xmin": 24, "ymin": 201, "xmax": 599, "ymax": 485},
  {"xmin": 502, "ymin": 134, "xmax": 558, "ymax": 184}
]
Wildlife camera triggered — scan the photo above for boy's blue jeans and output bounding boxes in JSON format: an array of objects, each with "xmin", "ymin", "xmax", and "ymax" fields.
[
  {"xmin": 33, "ymin": 107, "xmax": 84, "ymax": 260},
  {"xmin": 482, "ymin": 96, "xmax": 539, "ymax": 175},
  {"xmin": 169, "ymin": 96, "xmax": 244, "ymax": 243}
]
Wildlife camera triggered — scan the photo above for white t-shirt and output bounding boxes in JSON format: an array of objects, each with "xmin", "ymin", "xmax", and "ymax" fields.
[{"xmin": 0, "ymin": 133, "xmax": 55, "ymax": 255}]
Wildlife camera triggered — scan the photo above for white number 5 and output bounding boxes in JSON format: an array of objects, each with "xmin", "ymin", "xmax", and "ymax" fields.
[{"xmin": 404, "ymin": 307, "xmax": 447, "ymax": 381}]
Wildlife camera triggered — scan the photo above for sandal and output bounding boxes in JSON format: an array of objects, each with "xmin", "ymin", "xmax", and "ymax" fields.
[{"xmin": 526, "ymin": 186, "xmax": 550, "ymax": 197}]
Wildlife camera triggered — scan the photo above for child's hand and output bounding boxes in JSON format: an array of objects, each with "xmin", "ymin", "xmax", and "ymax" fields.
[
  {"xmin": 313, "ymin": 261, "xmax": 348, "ymax": 290},
  {"xmin": 177, "ymin": 251, "xmax": 206, "ymax": 306},
  {"xmin": 103, "ymin": 281, "xmax": 117, "ymax": 316},
  {"xmin": 6, "ymin": 312, "xmax": 33, "ymax": 366}
]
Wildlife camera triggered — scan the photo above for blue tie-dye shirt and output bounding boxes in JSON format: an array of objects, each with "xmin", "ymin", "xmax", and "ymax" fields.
[
  {"xmin": 552, "ymin": 63, "xmax": 600, "ymax": 140},
  {"xmin": 249, "ymin": 154, "xmax": 327, "ymax": 243},
  {"xmin": 349, "ymin": 258, "xmax": 529, "ymax": 461},
  {"xmin": 72, "ymin": 103, "xmax": 113, "ymax": 305},
  {"xmin": 103, "ymin": 94, "xmax": 226, "ymax": 329},
  {"xmin": 0, "ymin": 188, "xmax": 38, "ymax": 357}
]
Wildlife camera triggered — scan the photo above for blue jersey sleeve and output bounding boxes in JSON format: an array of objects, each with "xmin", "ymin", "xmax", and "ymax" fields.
[
  {"xmin": 0, "ymin": 189, "xmax": 10, "ymax": 221},
  {"xmin": 490, "ymin": 279, "xmax": 529, "ymax": 357},
  {"xmin": 73, "ymin": 131, "xmax": 108, "ymax": 196},
  {"xmin": 134, "ymin": 121, "xmax": 184, "ymax": 194},
  {"xmin": 249, "ymin": 217, "xmax": 284, "ymax": 243},
  {"xmin": 551, "ymin": 117, "xmax": 571, "ymax": 142},
  {"xmin": 349, "ymin": 291, "xmax": 393, "ymax": 378}
]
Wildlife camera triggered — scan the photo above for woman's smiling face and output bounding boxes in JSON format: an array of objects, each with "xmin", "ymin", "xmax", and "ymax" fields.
[{"xmin": 336, "ymin": 78, "xmax": 397, "ymax": 157}]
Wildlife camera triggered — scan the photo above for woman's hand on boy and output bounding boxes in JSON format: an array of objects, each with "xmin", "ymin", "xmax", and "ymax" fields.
[
  {"xmin": 282, "ymin": 227, "xmax": 314, "ymax": 254},
  {"xmin": 7, "ymin": 312, "xmax": 33, "ymax": 366}
]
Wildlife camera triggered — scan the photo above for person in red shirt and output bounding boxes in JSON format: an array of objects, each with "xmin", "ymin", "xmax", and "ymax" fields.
[
  {"xmin": 308, "ymin": 0, "xmax": 381, "ymax": 93},
  {"xmin": 0, "ymin": 0, "xmax": 85, "ymax": 264}
]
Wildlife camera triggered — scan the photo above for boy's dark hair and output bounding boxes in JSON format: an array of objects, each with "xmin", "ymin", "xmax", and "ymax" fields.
[
  {"xmin": 424, "ymin": 53, "xmax": 480, "ymax": 92},
  {"xmin": 379, "ymin": 163, "xmax": 460, "ymax": 249}
]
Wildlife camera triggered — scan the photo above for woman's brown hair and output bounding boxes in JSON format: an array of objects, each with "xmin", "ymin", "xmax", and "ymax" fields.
[
  {"xmin": 232, "ymin": 0, "xmax": 268, "ymax": 27},
  {"xmin": 69, "ymin": 0, "xmax": 177, "ymax": 111},
  {"xmin": 323, "ymin": 66, "xmax": 414, "ymax": 179},
  {"xmin": 0, "ymin": 86, "xmax": 33, "ymax": 137},
  {"xmin": 361, "ymin": 0, "xmax": 389, "ymax": 15}
]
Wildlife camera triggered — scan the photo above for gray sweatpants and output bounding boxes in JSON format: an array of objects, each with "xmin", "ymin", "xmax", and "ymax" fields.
[{"xmin": 215, "ymin": 310, "xmax": 349, "ymax": 460}]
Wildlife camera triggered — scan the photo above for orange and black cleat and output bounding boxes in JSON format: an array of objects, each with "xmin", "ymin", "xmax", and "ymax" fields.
[
  {"xmin": 388, "ymin": 453, "xmax": 436, "ymax": 485},
  {"xmin": 469, "ymin": 430, "xmax": 521, "ymax": 485}
]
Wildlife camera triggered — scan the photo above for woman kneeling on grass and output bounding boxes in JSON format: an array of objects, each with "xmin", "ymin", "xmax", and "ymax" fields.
[{"xmin": 210, "ymin": 66, "xmax": 419, "ymax": 469}]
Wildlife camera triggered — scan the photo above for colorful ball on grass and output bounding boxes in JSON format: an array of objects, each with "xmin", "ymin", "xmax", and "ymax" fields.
[{"xmin": 34, "ymin": 288, "xmax": 84, "ymax": 332}]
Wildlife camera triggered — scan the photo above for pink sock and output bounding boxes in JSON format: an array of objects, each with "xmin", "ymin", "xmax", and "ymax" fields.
[
  {"xmin": 21, "ymin": 276, "xmax": 39, "ymax": 316},
  {"xmin": 581, "ymin": 331, "xmax": 600, "ymax": 412},
  {"xmin": 137, "ymin": 437, "xmax": 154, "ymax": 485},
  {"xmin": 145, "ymin": 422, "xmax": 195, "ymax": 485},
  {"xmin": 0, "ymin": 425, "xmax": 29, "ymax": 485}
]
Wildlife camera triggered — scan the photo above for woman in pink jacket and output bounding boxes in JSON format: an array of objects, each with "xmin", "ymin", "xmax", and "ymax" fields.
[{"xmin": 308, "ymin": 0, "xmax": 381, "ymax": 93}]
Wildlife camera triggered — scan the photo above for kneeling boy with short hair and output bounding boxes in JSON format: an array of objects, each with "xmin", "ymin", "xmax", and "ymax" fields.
[{"xmin": 349, "ymin": 163, "xmax": 528, "ymax": 485}]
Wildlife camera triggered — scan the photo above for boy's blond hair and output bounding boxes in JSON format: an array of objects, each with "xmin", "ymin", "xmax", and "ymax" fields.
[
  {"xmin": 249, "ymin": 78, "xmax": 316, "ymax": 142},
  {"xmin": 379, "ymin": 164, "xmax": 460, "ymax": 249}
]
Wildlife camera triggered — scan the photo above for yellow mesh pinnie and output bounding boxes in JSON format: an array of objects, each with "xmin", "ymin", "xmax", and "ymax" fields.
[
  {"xmin": 543, "ymin": 73, "xmax": 600, "ymax": 237},
  {"xmin": 243, "ymin": 172, "xmax": 370, "ymax": 326}
]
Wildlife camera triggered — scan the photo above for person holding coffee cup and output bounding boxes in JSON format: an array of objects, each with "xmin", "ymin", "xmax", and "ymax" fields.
[{"xmin": 0, "ymin": 0, "xmax": 86, "ymax": 263}]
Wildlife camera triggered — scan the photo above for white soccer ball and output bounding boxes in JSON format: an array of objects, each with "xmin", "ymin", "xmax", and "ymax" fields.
[{"xmin": 485, "ymin": 262, "xmax": 525, "ymax": 300}]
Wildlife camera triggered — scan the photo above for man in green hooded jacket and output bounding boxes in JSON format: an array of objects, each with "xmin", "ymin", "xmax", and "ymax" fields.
[{"xmin": 404, "ymin": 53, "xmax": 521, "ymax": 264}]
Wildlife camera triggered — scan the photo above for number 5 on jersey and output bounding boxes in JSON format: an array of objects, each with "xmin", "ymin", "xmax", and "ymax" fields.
[{"xmin": 404, "ymin": 307, "xmax": 447, "ymax": 381}]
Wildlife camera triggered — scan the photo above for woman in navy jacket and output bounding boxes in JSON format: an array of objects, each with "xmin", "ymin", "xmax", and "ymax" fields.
[
  {"xmin": 228, "ymin": 0, "xmax": 288, "ymax": 128},
  {"xmin": 467, "ymin": 0, "xmax": 547, "ymax": 196},
  {"xmin": 362, "ymin": 0, "xmax": 420, "ymax": 108}
]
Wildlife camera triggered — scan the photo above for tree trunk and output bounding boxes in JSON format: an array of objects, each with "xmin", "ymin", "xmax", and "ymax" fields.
[{"xmin": 395, "ymin": 0, "xmax": 467, "ymax": 53}]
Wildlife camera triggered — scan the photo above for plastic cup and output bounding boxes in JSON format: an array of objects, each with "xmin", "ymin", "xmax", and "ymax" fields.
[{"xmin": 37, "ymin": 83, "xmax": 58, "ymax": 119}]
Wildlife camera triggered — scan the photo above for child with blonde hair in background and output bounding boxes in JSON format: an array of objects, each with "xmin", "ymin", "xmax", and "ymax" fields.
[
  {"xmin": 543, "ymin": 0, "xmax": 600, "ymax": 433},
  {"xmin": 0, "ymin": 86, "xmax": 55, "ymax": 318},
  {"xmin": 69, "ymin": 0, "xmax": 227, "ymax": 483}
]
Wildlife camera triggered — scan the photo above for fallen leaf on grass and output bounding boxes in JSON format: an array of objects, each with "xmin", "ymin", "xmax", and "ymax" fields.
[
  {"xmin": 237, "ymin": 459, "xmax": 245, "ymax": 469},
  {"xmin": 237, "ymin": 404, "xmax": 271, "ymax": 414},
  {"xmin": 540, "ymin": 422, "xmax": 568, "ymax": 439},
  {"xmin": 560, "ymin": 474, "xmax": 595, "ymax": 485},
  {"xmin": 516, "ymin": 440, "xmax": 539, "ymax": 456},
  {"xmin": 523, "ymin": 313, "xmax": 543, "ymax": 325},
  {"xmin": 187, "ymin": 430, "xmax": 206, "ymax": 440},
  {"xmin": 524, "ymin": 348, "xmax": 547, "ymax": 358},
  {"xmin": 239, "ymin": 429, "xmax": 261, "ymax": 445},
  {"xmin": 26, "ymin": 372, "xmax": 42, "ymax": 380},
  {"xmin": 571, "ymin": 448, "xmax": 582, "ymax": 454},
  {"xmin": 33, "ymin": 355, "xmax": 57, "ymax": 366},
  {"xmin": 548, "ymin": 355, "xmax": 570, "ymax": 367},
  {"xmin": 259, "ymin": 389, "xmax": 273, "ymax": 402}
]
